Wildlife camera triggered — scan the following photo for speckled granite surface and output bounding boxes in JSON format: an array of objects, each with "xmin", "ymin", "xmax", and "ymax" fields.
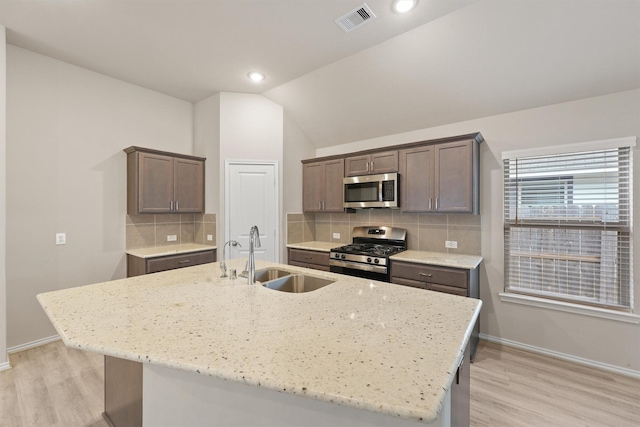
[
  {"xmin": 288, "ymin": 241, "xmax": 483, "ymax": 270},
  {"xmin": 126, "ymin": 243, "xmax": 217, "ymax": 258},
  {"xmin": 391, "ymin": 250, "xmax": 483, "ymax": 270},
  {"xmin": 37, "ymin": 259, "xmax": 481, "ymax": 424},
  {"xmin": 286, "ymin": 241, "xmax": 337, "ymax": 252}
]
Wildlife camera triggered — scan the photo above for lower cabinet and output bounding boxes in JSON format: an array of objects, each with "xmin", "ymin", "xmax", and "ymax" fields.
[
  {"xmin": 104, "ymin": 356, "xmax": 142, "ymax": 427},
  {"xmin": 287, "ymin": 248, "xmax": 330, "ymax": 272},
  {"xmin": 127, "ymin": 249, "xmax": 217, "ymax": 277},
  {"xmin": 451, "ymin": 341, "xmax": 471, "ymax": 427},
  {"xmin": 390, "ymin": 260, "xmax": 480, "ymax": 361}
]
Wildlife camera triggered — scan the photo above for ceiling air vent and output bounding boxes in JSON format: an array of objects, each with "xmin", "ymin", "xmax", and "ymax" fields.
[{"xmin": 335, "ymin": 3, "xmax": 377, "ymax": 33}]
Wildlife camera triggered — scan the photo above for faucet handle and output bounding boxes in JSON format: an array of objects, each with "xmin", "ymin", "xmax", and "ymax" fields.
[{"xmin": 239, "ymin": 260, "xmax": 249, "ymax": 278}]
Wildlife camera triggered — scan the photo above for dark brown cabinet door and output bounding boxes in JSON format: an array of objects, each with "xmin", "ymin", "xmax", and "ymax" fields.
[
  {"xmin": 138, "ymin": 152, "xmax": 174, "ymax": 213},
  {"xmin": 345, "ymin": 155, "xmax": 370, "ymax": 176},
  {"xmin": 174, "ymin": 157, "xmax": 204, "ymax": 213},
  {"xmin": 370, "ymin": 150, "xmax": 398, "ymax": 174},
  {"xmin": 303, "ymin": 162, "xmax": 325, "ymax": 212},
  {"xmin": 345, "ymin": 151, "xmax": 398, "ymax": 176},
  {"xmin": 323, "ymin": 158, "xmax": 345, "ymax": 212},
  {"xmin": 435, "ymin": 140, "xmax": 473, "ymax": 213},
  {"xmin": 399, "ymin": 145, "xmax": 435, "ymax": 212},
  {"xmin": 126, "ymin": 147, "xmax": 205, "ymax": 214},
  {"xmin": 302, "ymin": 159, "xmax": 344, "ymax": 213}
]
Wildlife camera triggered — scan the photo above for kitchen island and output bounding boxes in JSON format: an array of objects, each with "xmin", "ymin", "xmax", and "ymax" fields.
[{"xmin": 37, "ymin": 258, "xmax": 481, "ymax": 427}]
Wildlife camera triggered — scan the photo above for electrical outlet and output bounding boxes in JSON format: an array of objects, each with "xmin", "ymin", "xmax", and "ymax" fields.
[
  {"xmin": 445, "ymin": 240, "xmax": 458, "ymax": 249},
  {"xmin": 332, "ymin": 232, "xmax": 341, "ymax": 239},
  {"xmin": 55, "ymin": 233, "xmax": 66, "ymax": 245},
  {"xmin": 207, "ymin": 234, "xmax": 213, "ymax": 241},
  {"xmin": 167, "ymin": 235, "xmax": 178, "ymax": 242}
]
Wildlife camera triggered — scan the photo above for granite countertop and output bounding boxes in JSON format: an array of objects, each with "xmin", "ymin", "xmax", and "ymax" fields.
[
  {"xmin": 287, "ymin": 241, "xmax": 483, "ymax": 269},
  {"xmin": 126, "ymin": 243, "xmax": 217, "ymax": 259},
  {"xmin": 391, "ymin": 250, "xmax": 483, "ymax": 270},
  {"xmin": 37, "ymin": 259, "xmax": 481, "ymax": 424},
  {"xmin": 285, "ymin": 241, "xmax": 338, "ymax": 252}
]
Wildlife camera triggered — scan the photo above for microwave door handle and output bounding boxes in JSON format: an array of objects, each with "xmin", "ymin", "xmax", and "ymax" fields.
[{"xmin": 378, "ymin": 180, "xmax": 384, "ymax": 203}]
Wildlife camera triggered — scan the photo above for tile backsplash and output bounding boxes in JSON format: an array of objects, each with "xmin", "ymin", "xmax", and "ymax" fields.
[
  {"xmin": 287, "ymin": 210, "xmax": 481, "ymax": 256},
  {"xmin": 126, "ymin": 213, "xmax": 216, "ymax": 250}
]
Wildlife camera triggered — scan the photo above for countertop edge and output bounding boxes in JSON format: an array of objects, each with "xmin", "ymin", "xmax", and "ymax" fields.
[{"xmin": 126, "ymin": 244, "xmax": 217, "ymax": 259}]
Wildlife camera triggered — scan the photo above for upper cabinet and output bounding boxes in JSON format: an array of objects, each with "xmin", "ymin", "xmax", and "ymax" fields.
[
  {"xmin": 125, "ymin": 147, "xmax": 205, "ymax": 215},
  {"xmin": 302, "ymin": 133, "xmax": 482, "ymax": 215},
  {"xmin": 400, "ymin": 138, "xmax": 479, "ymax": 214},
  {"xmin": 303, "ymin": 158, "xmax": 344, "ymax": 213},
  {"xmin": 345, "ymin": 150, "xmax": 398, "ymax": 176}
]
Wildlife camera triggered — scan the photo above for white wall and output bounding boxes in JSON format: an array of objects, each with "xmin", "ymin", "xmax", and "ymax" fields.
[
  {"xmin": 194, "ymin": 93, "xmax": 221, "ymax": 214},
  {"xmin": 317, "ymin": 89, "xmax": 640, "ymax": 373},
  {"xmin": 0, "ymin": 26, "xmax": 8, "ymax": 366},
  {"xmin": 5, "ymin": 46, "xmax": 193, "ymax": 348},
  {"xmin": 217, "ymin": 93, "xmax": 283, "ymax": 252}
]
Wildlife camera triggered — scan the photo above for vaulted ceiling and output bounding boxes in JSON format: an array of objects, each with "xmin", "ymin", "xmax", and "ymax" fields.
[{"xmin": 1, "ymin": 0, "xmax": 639, "ymax": 148}]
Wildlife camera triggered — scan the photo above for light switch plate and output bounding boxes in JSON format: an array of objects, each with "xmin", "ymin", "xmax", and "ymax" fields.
[
  {"xmin": 55, "ymin": 233, "xmax": 66, "ymax": 245},
  {"xmin": 207, "ymin": 234, "xmax": 213, "ymax": 241},
  {"xmin": 445, "ymin": 240, "xmax": 458, "ymax": 249},
  {"xmin": 167, "ymin": 235, "xmax": 178, "ymax": 242},
  {"xmin": 332, "ymin": 233, "xmax": 340, "ymax": 239}
]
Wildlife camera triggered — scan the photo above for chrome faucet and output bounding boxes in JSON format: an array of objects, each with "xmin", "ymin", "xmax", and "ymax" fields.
[
  {"xmin": 220, "ymin": 240, "xmax": 241, "ymax": 277},
  {"xmin": 248, "ymin": 225, "xmax": 261, "ymax": 284}
]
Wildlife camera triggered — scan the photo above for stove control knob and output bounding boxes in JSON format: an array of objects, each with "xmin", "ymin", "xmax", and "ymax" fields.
[
  {"xmin": 366, "ymin": 257, "xmax": 372, "ymax": 263},
  {"xmin": 374, "ymin": 258, "xmax": 380, "ymax": 264},
  {"xmin": 341, "ymin": 254, "xmax": 346, "ymax": 259}
]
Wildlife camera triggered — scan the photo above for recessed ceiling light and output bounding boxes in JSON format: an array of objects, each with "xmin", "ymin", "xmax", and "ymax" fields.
[
  {"xmin": 247, "ymin": 71, "xmax": 265, "ymax": 82},
  {"xmin": 392, "ymin": 0, "xmax": 418, "ymax": 13}
]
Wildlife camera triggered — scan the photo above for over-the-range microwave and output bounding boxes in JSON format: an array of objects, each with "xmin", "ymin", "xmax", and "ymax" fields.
[{"xmin": 343, "ymin": 172, "xmax": 399, "ymax": 209}]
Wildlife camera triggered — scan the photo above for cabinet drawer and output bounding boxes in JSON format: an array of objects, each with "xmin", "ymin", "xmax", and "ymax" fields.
[
  {"xmin": 146, "ymin": 250, "xmax": 215, "ymax": 274},
  {"xmin": 288, "ymin": 249, "xmax": 329, "ymax": 267},
  {"xmin": 428, "ymin": 283, "xmax": 468, "ymax": 296},
  {"xmin": 391, "ymin": 261, "xmax": 468, "ymax": 289},
  {"xmin": 390, "ymin": 277, "xmax": 424, "ymax": 290}
]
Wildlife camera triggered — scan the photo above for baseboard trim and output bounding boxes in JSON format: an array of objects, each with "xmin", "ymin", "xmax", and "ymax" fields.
[
  {"xmin": 7, "ymin": 335, "xmax": 61, "ymax": 355},
  {"xmin": 479, "ymin": 333, "xmax": 640, "ymax": 379},
  {"xmin": 0, "ymin": 360, "xmax": 11, "ymax": 372}
]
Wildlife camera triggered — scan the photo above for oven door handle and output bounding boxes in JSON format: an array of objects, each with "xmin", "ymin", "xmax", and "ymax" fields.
[{"xmin": 329, "ymin": 259, "xmax": 388, "ymax": 274}]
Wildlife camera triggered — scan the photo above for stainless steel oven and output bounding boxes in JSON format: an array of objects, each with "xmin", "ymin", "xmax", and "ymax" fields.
[{"xmin": 329, "ymin": 226, "xmax": 407, "ymax": 282}]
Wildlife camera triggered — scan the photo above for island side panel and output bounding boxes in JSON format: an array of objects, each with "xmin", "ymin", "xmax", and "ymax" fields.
[
  {"xmin": 104, "ymin": 356, "xmax": 143, "ymax": 427},
  {"xmin": 142, "ymin": 363, "xmax": 451, "ymax": 427}
]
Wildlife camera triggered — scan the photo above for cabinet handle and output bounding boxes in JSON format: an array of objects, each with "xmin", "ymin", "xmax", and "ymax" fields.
[
  {"xmin": 435, "ymin": 198, "xmax": 439, "ymax": 210},
  {"xmin": 303, "ymin": 256, "xmax": 312, "ymax": 260},
  {"xmin": 170, "ymin": 201, "xmax": 174, "ymax": 211},
  {"xmin": 419, "ymin": 273, "xmax": 433, "ymax": 278},
  {"xmin": 175, "ymin": 201, "xmax": 179, "ymax": 211},
  {"xmin": 322, "ymin": 200, "xmax": 325, "ymax": 210},
  {"xmin": 319, "ymin": 201, "xmax": 322, "ymax": 210},
  {"xmin": 366, "ymin": 162, "xmax": 369, "ymax": 172},
  {"xmin": 429, "ymin": 199, "xmax": 432, "ymax": 210},
  {"xmin": 371, "ymin": 161, "xmax": 374, "ymax": 172},
  {"xmin": 178, "ymin": 260, "xmax": 190, "ymax": 264}
]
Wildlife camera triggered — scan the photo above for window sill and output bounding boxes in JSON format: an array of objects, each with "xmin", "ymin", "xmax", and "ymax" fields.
[{"xmin": 499, "ymin": 292, "xmax": 640, "ymax": 324}]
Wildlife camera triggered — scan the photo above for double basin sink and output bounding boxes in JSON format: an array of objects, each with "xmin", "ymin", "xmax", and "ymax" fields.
[{"xmin": 254, "ymin": 268, "xmax": 334, "ymax": 293}]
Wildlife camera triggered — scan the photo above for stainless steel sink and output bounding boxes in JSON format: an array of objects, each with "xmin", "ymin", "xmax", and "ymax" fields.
[
  {"xmin": 254, "ymin": 268, "xmax": 292, "ymax": 282},
  {"xmin": 262, "ymin": 274, "xmax": 334, "ymax": 293}
]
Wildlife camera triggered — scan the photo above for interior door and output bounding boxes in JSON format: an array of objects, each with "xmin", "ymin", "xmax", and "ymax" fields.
[{"xmin": 226, "ymin": 162, "xmax": 278, "ymax": 263}]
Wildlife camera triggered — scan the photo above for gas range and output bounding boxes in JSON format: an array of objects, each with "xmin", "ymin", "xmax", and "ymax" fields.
[{"xmin": 329, "ymin": 226, "xmax": 407, "ymax": 282}]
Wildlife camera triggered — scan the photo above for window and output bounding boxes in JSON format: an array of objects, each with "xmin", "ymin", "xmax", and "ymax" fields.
[{"xmin": 503, "ymin": 138, "xmax": 634, "ymax": 311}]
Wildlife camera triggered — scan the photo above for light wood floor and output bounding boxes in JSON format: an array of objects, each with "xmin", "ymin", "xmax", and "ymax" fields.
[{"xmin": 0, "ymin": 340, "xmax": 638, "ymax": 427}]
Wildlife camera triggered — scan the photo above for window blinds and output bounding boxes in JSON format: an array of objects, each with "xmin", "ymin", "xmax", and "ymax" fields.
[{"xmin": 503, "ymin": 145, "xmax": 633, "ymax": 310}]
